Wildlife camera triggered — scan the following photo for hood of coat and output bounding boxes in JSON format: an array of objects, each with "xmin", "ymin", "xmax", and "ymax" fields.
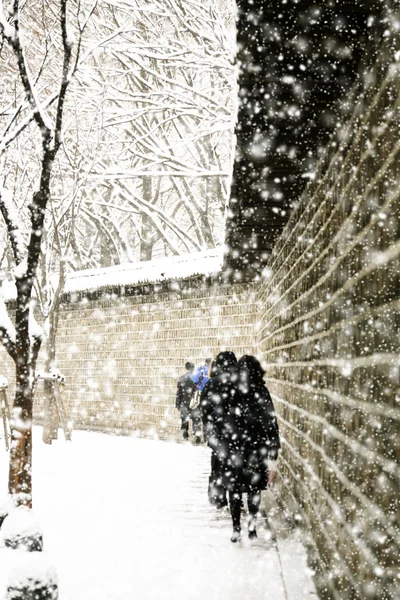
[
  {"xmin": 212, "ymin": 351, "xmax": 237, "ymax": 377},
  {"xmin": 238, "ymin": 355, "xmax": 265, "ymax": 394}
]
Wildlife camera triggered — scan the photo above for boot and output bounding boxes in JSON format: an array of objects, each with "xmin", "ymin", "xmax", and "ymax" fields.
[
  {"xmin": 248, "ymin": 528, "xmax": 258, "ymax": 540},
  {"xmin": 231, "ymin": 527, "xmax": 241, "ymax": 543},
  {"xmin": 248, "ymin": 516, "xmax": 257, "ymax": 539},
  {"xmin": 215, "ymin": 493, "xmax": 228, "ymax": 509}
]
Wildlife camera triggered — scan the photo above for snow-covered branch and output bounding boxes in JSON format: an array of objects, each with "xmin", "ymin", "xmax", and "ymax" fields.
[
  {"xmin": 0, "ymin": 185, "xmax": 26, "ymax": 265},
  {"xmin": 0, "ymin": 291, "xmax": 16, "ymax": 360},
  {"xmin": 0, "ymin": 0, "xmax": 52, "ymax": 136}
]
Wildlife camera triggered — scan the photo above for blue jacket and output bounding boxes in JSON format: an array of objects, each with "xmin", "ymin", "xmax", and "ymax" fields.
[{"xmin": 190, "ymin": 365, "xmax": 209, "ymax": 392}]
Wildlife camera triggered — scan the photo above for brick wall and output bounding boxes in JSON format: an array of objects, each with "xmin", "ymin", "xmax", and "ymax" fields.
[
  {"xmin": 256, "ymin": 40, "xmax": 400, "ymax": 600},
  {"xmin": 1, "ymin": 33, "xmax": 399, "ymax": 600},
  {"xmin": 32, "ymin": 280, "xmax": 257, "ymax": 437}
]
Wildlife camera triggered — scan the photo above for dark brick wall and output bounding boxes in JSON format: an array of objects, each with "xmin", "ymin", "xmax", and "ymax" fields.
[{"xmin": 256, "ymin": 37, "xmax": 400, "ymax": 599}]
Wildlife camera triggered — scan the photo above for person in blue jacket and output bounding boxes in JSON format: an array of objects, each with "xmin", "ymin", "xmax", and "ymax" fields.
[
  {"xmin": 189, "ymin": 358, "xmax": 212, "ymax": 443},
  {"xmin": 190, "ymin": 358, "xmax": 212, "ymax": 392},
  {"xmin": 176, "ymin": 361, "xmax": 196, "ymax": 441}
]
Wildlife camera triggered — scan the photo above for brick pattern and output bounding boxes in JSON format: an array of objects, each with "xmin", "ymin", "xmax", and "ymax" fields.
[
  {"xmin": 256, "ymin": 42, "xmax": 400, "ymax": 600},
  {"xmin": 31, "ymin": 283, "xmax": 257, "ymax": 438},
  {"xmin": 1, "ymin": 37, "xmax": 399, "ymax": 600}
]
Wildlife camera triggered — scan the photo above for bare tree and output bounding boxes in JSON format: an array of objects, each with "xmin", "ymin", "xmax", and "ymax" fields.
[
  {"xmin": 0, "ymin": 0, "xmax": 95, "ymax": 506},
  {"xmin": 84, "ymin": 0, "xmax": 236, "ymax": 261}
]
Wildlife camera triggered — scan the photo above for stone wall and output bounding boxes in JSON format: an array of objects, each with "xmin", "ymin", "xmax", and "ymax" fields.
[
  {"xmin": 1, "ymin": 32, "xmax": 399, "ymax": 600},
  {"xmin": 32, "ymin": 280, "xmax": 257, "ymax": 437},
  {"xmin": 256, "ymin": 40, "xmax": 400, "ymax": 600}
]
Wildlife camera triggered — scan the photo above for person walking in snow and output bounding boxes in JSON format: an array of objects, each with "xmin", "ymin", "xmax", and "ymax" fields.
[
  {"xmin": 200, "ymin": 351, "xmax": 239, "ymax": 509},
  {"xmin": 224, "ymin": 355, "xmax": 280, "ymax": 542},
  {"xmin": 189, "ymin": 358, "xmax": 212, "ymax": 443},
  {"xmin": 175, "ymin": 362, "xmax": 197, "ymax": 442},
  {"xmin": 190, "ymin": 358, "xmax": 211, "ymax": 397}
]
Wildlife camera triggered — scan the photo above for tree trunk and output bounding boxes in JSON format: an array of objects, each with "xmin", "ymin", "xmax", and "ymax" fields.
[
  {"xmin": 42, "ymin": 329, "xmax": 59, "ymax": 445},
  {"xmin": 140, "ymin": 214, "xmax": 155, "ymax": 261},
  {"xmin": 140, "ymin": 176, "xmax": 156, "ymax": 261},
  {"xmin": 8, "ymin": 362, "xmax": 33, "ymax": 508},
  {"xmin": 8, "ymin": 292, "xmax": 41, "ymax": 506}
]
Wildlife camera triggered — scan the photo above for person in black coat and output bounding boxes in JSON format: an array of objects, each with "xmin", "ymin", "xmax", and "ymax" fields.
[
  {"xmin": 176, "ymin": 361, "xmax": 198, "ymax": 441},
  {"xmin": 225, "ymin": 355, "xmax": 281, "ymax": 541},
  {"xmin": 200, "ymin": 351, "xmax": 239, "ymax": 509},
  {"xmin": 202, "ymin": 353, "xmax": 280, "ymax": 542}
]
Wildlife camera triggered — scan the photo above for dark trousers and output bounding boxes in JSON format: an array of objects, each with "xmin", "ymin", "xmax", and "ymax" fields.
[
  {"xmin": 208, "ymin": 452, "xmax": 227, "ymax": 507},
  {"xmin": 180, "ymin": 405, "xmax": 190, "ymax": 439},
  {"xmin": 180, "ymin": 406, "xmax": 202, "ymax": 439},
  {"xmin": 191, "ymin": 407, "xmax": 202, "ymax": 438},
  {"xmin": 229, "ymin": 490, "xmax": 261, "ymax": 531}
]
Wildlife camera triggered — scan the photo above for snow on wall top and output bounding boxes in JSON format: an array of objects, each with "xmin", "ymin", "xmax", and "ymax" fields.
[
  {"xmin": 0, "ymin": 248, "xmax": 224, "ymax": 301},
  {"xmin": 65, "ymin": 247, "xmax": 224, "ymax": 294}
]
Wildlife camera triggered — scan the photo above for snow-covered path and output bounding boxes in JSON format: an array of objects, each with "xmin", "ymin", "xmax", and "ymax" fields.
[{"xmin": 0, "ymin": 430, "xmax": 317, "ymax": 599}]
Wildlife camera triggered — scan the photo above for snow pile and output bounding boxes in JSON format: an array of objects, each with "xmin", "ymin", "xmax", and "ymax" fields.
[
  {"xmin": 65, "ymin": 246, "xmax": 224, "ymax": 294},
  {"xmin": 36, "ymin": 368, "xmax": 65, "ymax": 384},
  {"xmin": 0, "ymin": 376, "xmax": 8, "ymax": 389},
  {"xmin": 0, "ymin": 506, "xmax": 43, "ymax": 550},
  {"xmin": 0, "ymin": 549, "xmax": 58, "ymax": 600},
  {"xmin": 0, "ymin": 506, "xmax": 57, "ymax": 600}
]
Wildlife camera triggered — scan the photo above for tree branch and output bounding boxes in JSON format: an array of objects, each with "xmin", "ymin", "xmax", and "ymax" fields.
[
  {"xmin": 1, "ymin": 0, "xmax": 52, "ymax": 136},
  {"xmin": 54, "ymin": 0, "xmax": 73, "ymax": 153},
  {"xmin": 0, "ymin": 185, "xmax": 25, "ymax": 264},
  {"xmin": 0, "ymin": 294, "xmax": 17, "ymax": 360}
]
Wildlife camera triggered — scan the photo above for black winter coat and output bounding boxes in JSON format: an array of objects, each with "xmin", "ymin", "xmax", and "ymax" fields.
[
  {"xmin": 200, "ymin": 370, "xmax": 239, "ymax": 445},
  {"xmin": 201, "ymin": 376, "xmax": 280, "ymax": 493},
  {"xmin": 176, "ymin": 372, "xmax": 196, "ymax": 409}
]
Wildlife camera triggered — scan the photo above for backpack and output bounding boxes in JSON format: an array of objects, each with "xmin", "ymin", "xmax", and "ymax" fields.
[{"xmin": 189, "ymin": 390, "xmax": 200, "ymax": 411}]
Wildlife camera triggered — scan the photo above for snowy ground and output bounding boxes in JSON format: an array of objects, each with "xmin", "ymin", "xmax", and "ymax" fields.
[{"xmin": 0, "ymin": 429, "xmax": 318, "ymax": 600}]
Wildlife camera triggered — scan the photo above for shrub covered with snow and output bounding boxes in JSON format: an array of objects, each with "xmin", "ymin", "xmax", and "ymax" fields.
[
  {"xmin": 0, "ymin": 506, "xmax": 43, "ymax": 552},
  {"xmin": 0, "ymin": 550, "xmax": 58, "ymax": 600}
]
